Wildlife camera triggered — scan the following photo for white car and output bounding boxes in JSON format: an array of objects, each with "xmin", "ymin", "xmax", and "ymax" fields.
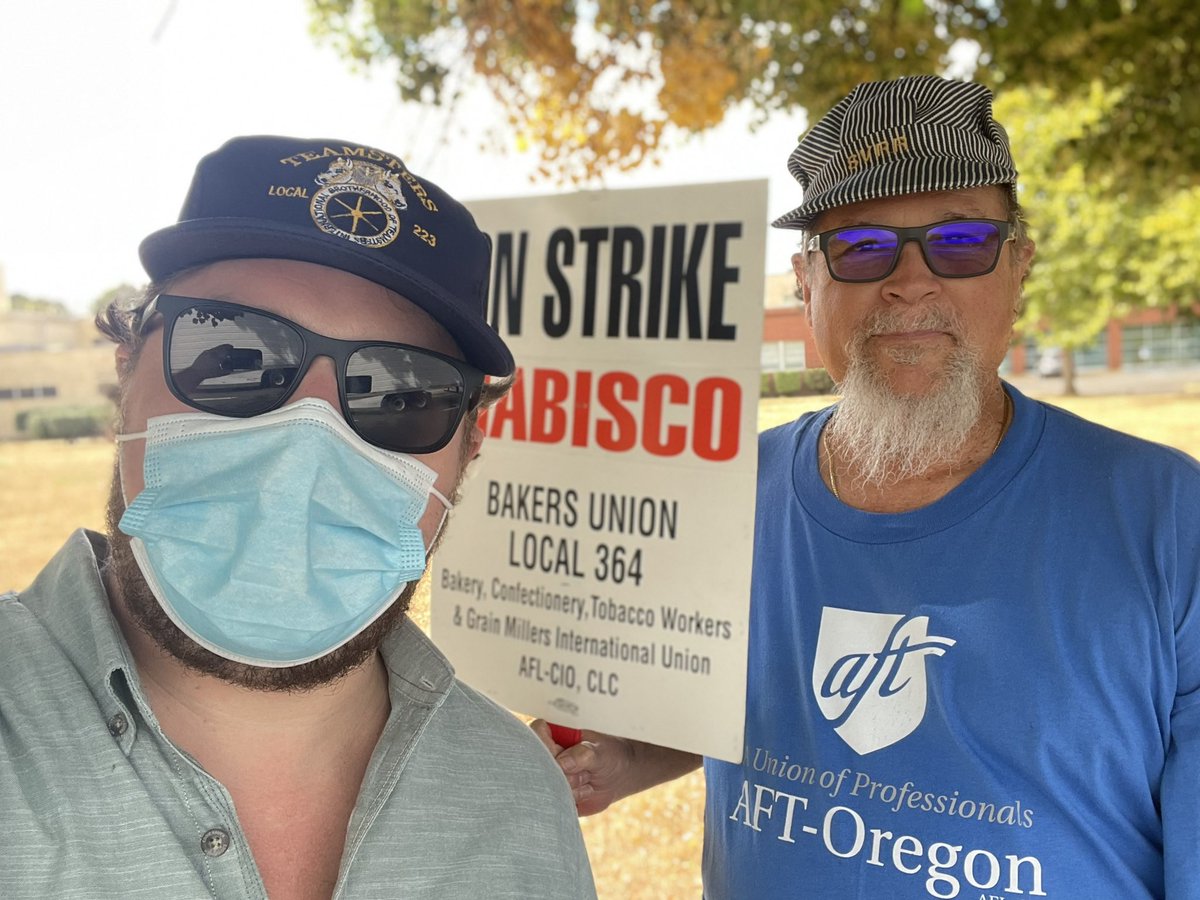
[{"xmin": 1037, "ymin": 347, "xmax": 1063, "ymax": 377}]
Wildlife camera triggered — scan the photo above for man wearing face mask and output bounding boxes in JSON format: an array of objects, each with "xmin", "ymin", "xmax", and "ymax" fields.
[{"xmin": 0, "ymin": 136, "xmax": 596, "ymax": 899}]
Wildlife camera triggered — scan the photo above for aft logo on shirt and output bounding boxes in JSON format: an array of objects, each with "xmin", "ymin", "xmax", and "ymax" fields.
[{"xmin": 813, "ymin": 607, "xmax": 955, "ymax": 755}]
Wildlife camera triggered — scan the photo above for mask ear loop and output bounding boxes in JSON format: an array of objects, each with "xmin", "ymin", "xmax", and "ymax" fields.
[
  {"xmin": 427, "ymin": 485, "xmax": 453, "ymax": 552},
  {"xmin": 114, "ymin": 429, "xmax": 148, "ymax": 506}
]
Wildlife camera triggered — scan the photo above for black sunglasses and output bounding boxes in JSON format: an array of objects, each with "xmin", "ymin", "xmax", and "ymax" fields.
[
  {"xmin": 141, "ymin": 294, "xmax": 484, "ymax": 454},
  {"xmin": 807, "ymin": 218, "xmax": 1015, "ymax": 283}
]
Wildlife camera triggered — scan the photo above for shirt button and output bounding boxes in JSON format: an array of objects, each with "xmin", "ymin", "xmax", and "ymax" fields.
[
  {"xmin": 201, "ymin": 828, "xmax": 231, "ymax": 858},
  {"xmin": 107, "ymin": 713, "xmax": 128, "ymax": 737}
]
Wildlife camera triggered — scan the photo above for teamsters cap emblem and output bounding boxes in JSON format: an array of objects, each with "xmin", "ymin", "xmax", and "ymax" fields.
[
  {"xmin": 139, "ymin": 135, "xmax": 513, "ymax": 376},
  {"xmin": 772, "ymin": 75, "xmax": 1019, "ymax": 232},
  {"xmin": 311, "ymin": 157, "xmax": 408, "ymax": 248}
]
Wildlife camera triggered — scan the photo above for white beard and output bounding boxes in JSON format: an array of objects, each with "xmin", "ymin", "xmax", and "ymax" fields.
[{"xmin": 830, "ymin": 307, "xmax": 987, "ymax": 489}]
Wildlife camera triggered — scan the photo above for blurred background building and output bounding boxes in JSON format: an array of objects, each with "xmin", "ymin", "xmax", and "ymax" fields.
[{"xmin": 0, "ymin": 265, "xmax": 117, "ymax": 440}]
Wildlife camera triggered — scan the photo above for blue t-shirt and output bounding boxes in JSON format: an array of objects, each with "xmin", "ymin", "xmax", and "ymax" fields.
[{"xmin": 704, "ymin": 385, "xmax": 1200, "ymax": 899}]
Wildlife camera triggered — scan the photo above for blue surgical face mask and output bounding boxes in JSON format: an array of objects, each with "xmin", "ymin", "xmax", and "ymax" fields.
[{"xmin": 116, "ymin": 397, "xmax": 451, "ymax": 667}]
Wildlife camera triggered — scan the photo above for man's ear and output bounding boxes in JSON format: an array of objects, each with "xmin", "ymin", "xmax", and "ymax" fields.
[
  {"xmin": 114, "ymin": 343, "xmax": 136, "ymax": 380},
  {"xmin": 1017, "ymin": 236, "xmax": 1037, "ymax": 281},
  {"xmin": 791, "ymin": 252, "xmax": 814, "ymax": 325},
  {"xmin": 465, "ymin": 421, "xmax": 485, "ymax": 462}
]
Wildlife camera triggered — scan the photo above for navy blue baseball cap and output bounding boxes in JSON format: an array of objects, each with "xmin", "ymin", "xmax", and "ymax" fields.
[{"xmin": 139, "ymin": 135, "xmax": 514, "ymax": 376}]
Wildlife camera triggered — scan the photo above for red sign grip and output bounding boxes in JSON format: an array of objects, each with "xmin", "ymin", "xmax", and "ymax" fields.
[{"xmin": 548, "ymin": 723, "xmax": 583, "ymax": 748}]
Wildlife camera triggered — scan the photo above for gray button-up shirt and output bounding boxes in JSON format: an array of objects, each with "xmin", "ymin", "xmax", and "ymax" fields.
[{"xmin": 1, "ymin": 530, "xmax": 596, "ymax": 898}]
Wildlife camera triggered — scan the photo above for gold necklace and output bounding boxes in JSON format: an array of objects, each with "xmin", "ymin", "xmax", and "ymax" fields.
[
  {"xmin": 825, "ymin": 392, "xmax": 1012, "ymax": 502},
  {"xmin": 825, "ymin": 437, "xmax": 841, "ymax": 501}
]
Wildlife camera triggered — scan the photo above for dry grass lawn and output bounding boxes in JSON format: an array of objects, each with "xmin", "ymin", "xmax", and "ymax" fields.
[{"xmin": 3, "ymin": 387, "xmax": 1198, "ymax": 898}]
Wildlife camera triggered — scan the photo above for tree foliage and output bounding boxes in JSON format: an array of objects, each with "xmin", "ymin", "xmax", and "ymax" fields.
[
  {"xmin": 309, "ymin": 0, "xmax": 1199, "ymax": 190},
  {"xmin": 1002, "ymin": 83, "xmax": 1132, "ymax": 356},
  {"xmin": 1135, "ymin": 185, "xmax": 1200, "ymax": 315},
  {"xmin": 1000, "ymin": 82, "xmax": 1200, "ymax": 394},
  {"xmin": 970, "ymin": 0, "xmax": 1199, "ymax": 198}
]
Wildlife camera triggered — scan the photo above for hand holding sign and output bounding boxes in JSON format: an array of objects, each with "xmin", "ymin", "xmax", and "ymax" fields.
[
  {"xmin": 548, "ymin": 722, "xmax": 583, "ymax": 748},
  {"xmin": 531, "ymin": 719, "xmax": 703, "ymax": 817}
]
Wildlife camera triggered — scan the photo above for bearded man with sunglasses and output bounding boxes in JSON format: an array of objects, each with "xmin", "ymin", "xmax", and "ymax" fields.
[
  {"xmin": 537, "ymin": 76, "xmax": 1200, "ymax": 897},
  {"xmin": 0, "ymin": 136, "xmax": 596, "ymax": 899}
]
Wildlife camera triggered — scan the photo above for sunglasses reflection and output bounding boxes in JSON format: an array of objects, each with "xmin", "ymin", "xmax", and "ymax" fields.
[
  {"xmin": 160, "ymin": 296, "xmax": 481, "ymax": 452},
  {"xmin": 172, "ymin": 339, "xmax": 461, "ymax": 451},
  {"xmin": 174, "ymin": 343, "xmax": 267, "ymax": 394},
  {"xmin": 176, "ymin": 345, "xmax": 440, "ymax": 411}
]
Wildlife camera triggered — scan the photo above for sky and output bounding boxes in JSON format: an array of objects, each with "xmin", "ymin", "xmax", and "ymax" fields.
[{"xmin": 0, "ymin": 0, "xmax": 809, "ymax": 316}]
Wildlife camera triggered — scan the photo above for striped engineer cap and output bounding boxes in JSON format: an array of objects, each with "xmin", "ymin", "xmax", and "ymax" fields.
[{"xmin": 772, "ymin": 75, "xmax": 1018, "ymax": 232}]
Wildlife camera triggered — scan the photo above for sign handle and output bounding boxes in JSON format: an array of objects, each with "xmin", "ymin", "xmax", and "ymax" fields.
[{"xmin": 548, "ymin": 723, "xmax": 583, "ymax": 748}]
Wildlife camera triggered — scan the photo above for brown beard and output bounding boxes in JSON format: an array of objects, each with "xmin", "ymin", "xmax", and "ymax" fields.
[{"xmin": 103, "ymin": 459, "xmax": 417, "ymax": 692}]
